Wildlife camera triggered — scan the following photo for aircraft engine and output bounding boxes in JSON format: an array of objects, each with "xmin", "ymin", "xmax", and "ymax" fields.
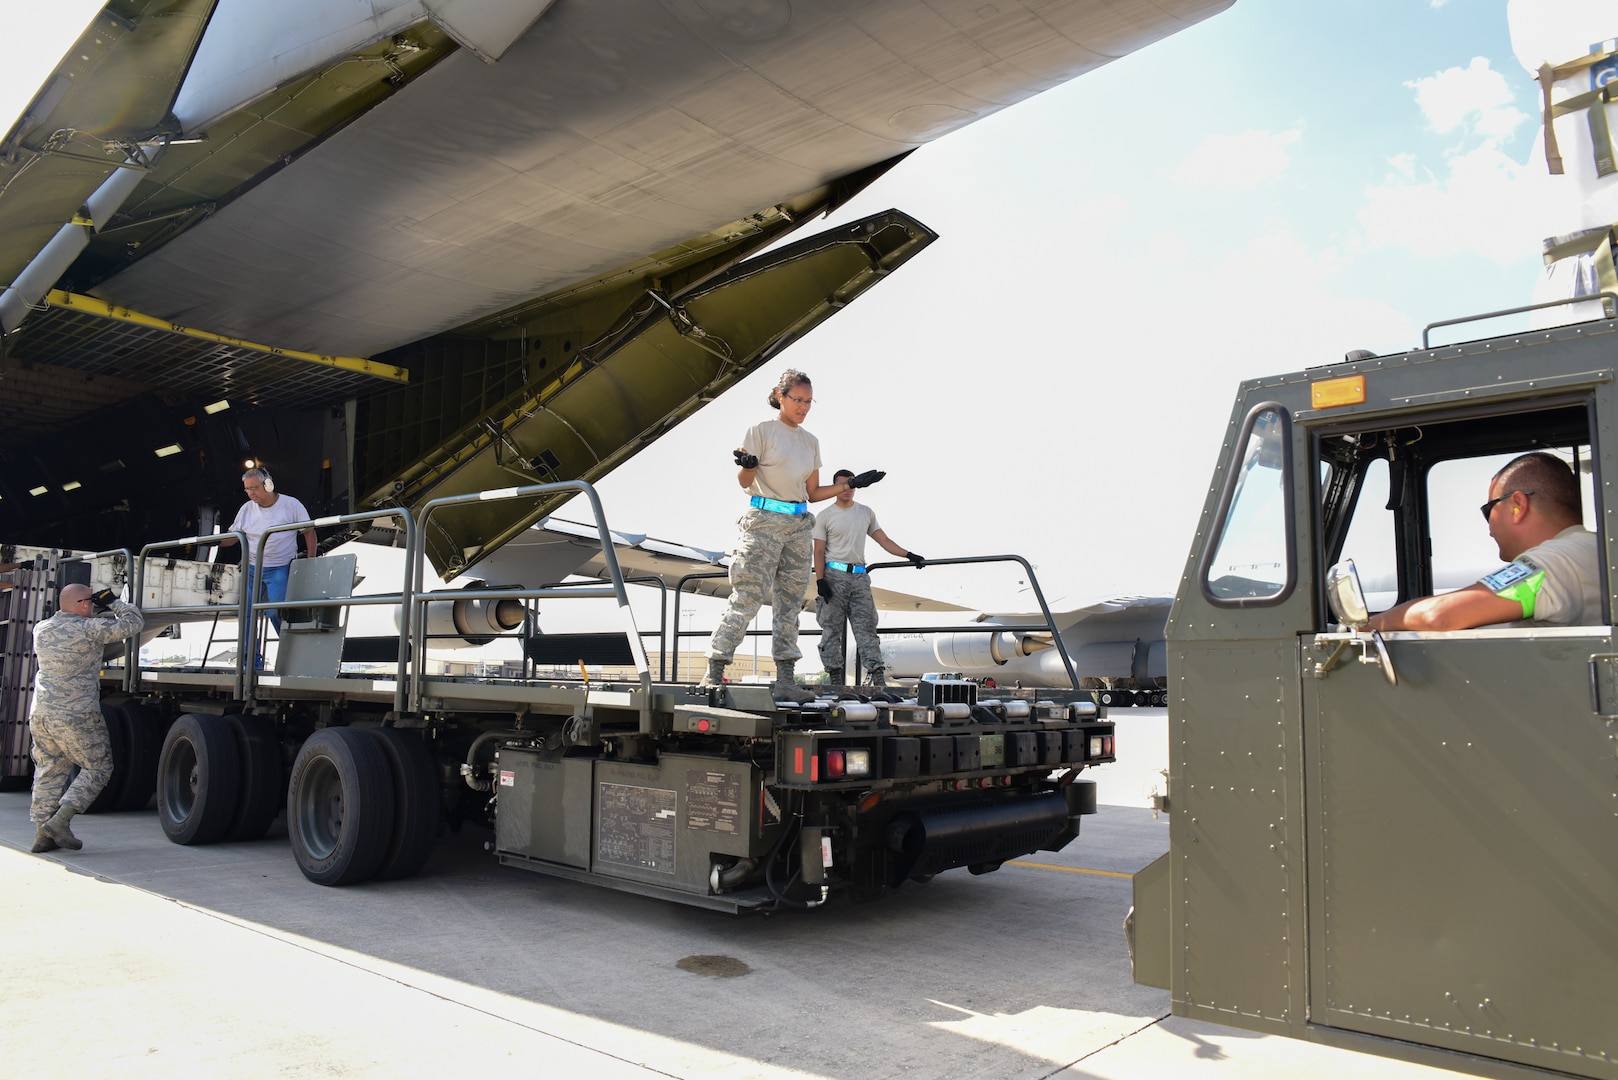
[
  {"xmin": 881, "ymin": 630, "xmax": 1047, "ymax": 673},
  {"xmin": 394, "ymin": 581, "xmax": 526, "ymax": 648},
  {"xmin": 881, "ymin": 632, "xmax": 1165, "ymax": 688}
]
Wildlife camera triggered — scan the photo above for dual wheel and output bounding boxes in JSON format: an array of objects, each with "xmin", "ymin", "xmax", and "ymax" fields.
[
  {"xmin": 82, "ymin": 700, "xmax": 165, "ymax": 814},
  {"xmin": 156, "ymin": 713, "xmax": 279, "ymax": 844},
  {"xmin": 155, "ymin": 716, "xmax": 438, "ymax": 886},
  {"xmin": 287, "ymin": 727, "xmax": 439, "ymax": 886}
]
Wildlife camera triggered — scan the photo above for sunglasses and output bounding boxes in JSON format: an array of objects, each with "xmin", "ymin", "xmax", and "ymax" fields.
[{"xmin": 1479, "ymin": 489, "xmax": 1533, "ymax": 521}]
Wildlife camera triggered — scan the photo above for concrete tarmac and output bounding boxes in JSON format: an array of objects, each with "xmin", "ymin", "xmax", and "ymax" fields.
[{"xmin": 0, "ymin": 711, "xmax": 1458, "ymax": 1079}]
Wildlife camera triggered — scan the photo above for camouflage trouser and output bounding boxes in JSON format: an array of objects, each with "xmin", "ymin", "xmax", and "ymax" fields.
[
  {"xmin": 816, "ymin": 570, "xmax": 882, "ymax": 677},
  {"xmin": 708, "ymin": 510, "xmax": 814, "ymax": 664},
  {"xmin": 29, "ymin": 707, "xmax": 113, "ymax": 822}
]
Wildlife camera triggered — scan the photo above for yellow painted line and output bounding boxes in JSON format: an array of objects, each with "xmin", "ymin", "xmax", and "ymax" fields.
[
  {"xmin": 1007, "ymin": 859, "xmax": 1132, "ymax": 879},
  {"xmin": 45, "ymin": 289, "xmax": 409, "ymax": 383}
]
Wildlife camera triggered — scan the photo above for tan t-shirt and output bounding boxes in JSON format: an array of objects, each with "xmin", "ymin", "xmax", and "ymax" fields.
[
  {"xmin": 814, "ymin": 502, "xmax": 880, "ymax": 564},
  {"xmin": 742, "ymin": 419, "xmax": 820, "ymax": 503},
  {"xmin": 1479, "ymin": 524, "xmax": 1602, "ymax": 625}
]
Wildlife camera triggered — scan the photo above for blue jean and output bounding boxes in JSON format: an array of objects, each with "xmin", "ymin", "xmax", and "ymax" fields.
[{"xmin": 248, "ymin": 562, "xmax": 291, "ymax": 633}]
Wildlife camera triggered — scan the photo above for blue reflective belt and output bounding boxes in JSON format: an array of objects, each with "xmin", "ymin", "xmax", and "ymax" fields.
[
  {"xmin": 825, "ymin": 560, "xmax": 867, "ymax": 574},
  {"xmin": 749, "ymin": 495, "xmax": 808, "ymax": 515}
]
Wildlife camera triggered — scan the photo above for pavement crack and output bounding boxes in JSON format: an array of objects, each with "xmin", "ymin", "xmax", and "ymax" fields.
[{"xmin": 1038, "ymin": 1012, "xmax": 1171, "ymax": 1079}]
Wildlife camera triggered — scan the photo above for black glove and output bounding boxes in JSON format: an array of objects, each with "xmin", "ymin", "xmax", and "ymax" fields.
[
  {"xmin": 906, "ymin": 551, "xmax": 925, "ymax": 567},
  {"xmin": 91, "ymin": 588, "xmax": 116, "ymax": 612},
  {"xmin": 847, "ymin": 469, "xmax": 885, "ymax": 489},
  {"xmin": 816, "ymin": 577, "xmax": 833, "ymax": 601},
  {"xmin": 733, "ymin": 449, "xmax": 759, "ymax": 470}
]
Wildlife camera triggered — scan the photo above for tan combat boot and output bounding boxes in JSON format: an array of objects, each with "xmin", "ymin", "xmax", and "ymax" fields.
[
  {"xmin": 36, "ymin": 806, "xmax": 82, "ymax": 851},
  {"xmin": 771, "ymin": 660, "xmax": 816, "ymax": 703},
  {"xmin": 696, "ymin": 658, "xmax": 728, "ymax": 687}
]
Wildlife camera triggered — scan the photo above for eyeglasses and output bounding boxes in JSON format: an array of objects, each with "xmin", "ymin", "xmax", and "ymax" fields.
[
  {"xmin": 1480, "ymin": 489, "xmax": 1533, "ymax": 521},
  {"xmin": 783, "ymin": 392, "xmax": 813, "ymax": 406}
]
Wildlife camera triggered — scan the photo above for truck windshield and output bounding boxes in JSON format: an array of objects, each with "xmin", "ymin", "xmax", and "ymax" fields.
[{"xmin": 1204, "ymin": 406, "xmax": 1292, "ymax": 602}]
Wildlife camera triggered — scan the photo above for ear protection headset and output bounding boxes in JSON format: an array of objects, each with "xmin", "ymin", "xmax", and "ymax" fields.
[{"xmin": 262, "ymin": 469, "xmax": 274, "ymax": 493}]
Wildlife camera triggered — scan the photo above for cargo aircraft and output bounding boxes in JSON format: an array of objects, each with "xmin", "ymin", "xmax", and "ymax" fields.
[{"xmin": 0, "ymin": 0, "xmax": 1226, "ymax": 685}]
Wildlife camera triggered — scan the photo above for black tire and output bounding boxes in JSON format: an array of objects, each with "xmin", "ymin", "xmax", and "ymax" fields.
[
  {"xmin": 224, "ymin": 714, "xmax": 282, "ymax": 842},
  {"xmin": 288, "ymin": 727, "xmax": 395, "ymax": 886},
  {"xmin": 85, "ymin": 702, "xmax": 131, "ymax": 814},
  {"xmin": 157, "ymin": 713, "xmax": 242, "ymax": 844},
  {"xmin": 360, "ymin": 727, "xmax": 440, "ymax": 881},
  {"xmin": 112, "ymin": 701, "xmax": 164, "ymax": 812}
]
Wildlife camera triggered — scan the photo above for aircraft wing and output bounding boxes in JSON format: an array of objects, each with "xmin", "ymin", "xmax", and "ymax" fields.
[{"xmin": 457, "ymin": 517, "xmax": 970, "ymax": 613}]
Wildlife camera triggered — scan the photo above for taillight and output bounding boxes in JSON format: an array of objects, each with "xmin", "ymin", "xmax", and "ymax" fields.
[{"xmin": 825, "ymin": 748, "xmax": 872, "ymax": 780}]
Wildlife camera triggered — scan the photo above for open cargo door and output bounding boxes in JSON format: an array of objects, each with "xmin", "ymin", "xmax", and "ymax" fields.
[{"xmin": 373, "ymin": 209, "xmax": 936, "ymax": 579}]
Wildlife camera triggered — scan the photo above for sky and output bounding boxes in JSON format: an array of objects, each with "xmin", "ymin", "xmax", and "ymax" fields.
[
  {"xmin": 598, "ymin": 0, "xmax": 1561, "ymax": 611},
  {"xmin": 0, "ymin": 0, "xmax": 1587, "ymax": 615}
]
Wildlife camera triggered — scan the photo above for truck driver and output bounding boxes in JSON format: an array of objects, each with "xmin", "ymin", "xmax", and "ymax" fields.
[{"xmin": 1367, "ymin": 451, "xmax": 1600, "ymax": 631}]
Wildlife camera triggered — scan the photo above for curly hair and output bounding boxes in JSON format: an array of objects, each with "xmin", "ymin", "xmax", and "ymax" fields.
[{"xmin": 767, "ymin": 368, "xmax": 811, "ymax": 409}]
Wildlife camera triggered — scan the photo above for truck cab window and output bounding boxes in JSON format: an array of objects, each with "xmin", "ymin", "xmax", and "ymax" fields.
[
  {"xmin": 1427, "ymin": 450, "xmax": 1595, "ymax": 593},
  {"xmin": 1202, "ymin": 404, "xmax": 1294, "ymax": 604},
  {"xmin": 1337, "ymin": 458, "xmax": 1395, "ymax": 610}
]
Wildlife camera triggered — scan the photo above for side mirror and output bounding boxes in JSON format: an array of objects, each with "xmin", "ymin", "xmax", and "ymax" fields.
[
  {"xmin": 1325, "ymin": 558, "xmax": 1369, "ymax": 628},
  {"xmin": 1318, "ymin": 558, "xmax": 1397, "ymax": 687}
]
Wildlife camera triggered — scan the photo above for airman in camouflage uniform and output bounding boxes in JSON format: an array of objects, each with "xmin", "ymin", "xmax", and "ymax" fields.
[
  {"xmin": 709, "ymin": 508, "xmax": 815, "ymax": 679},
  {"xmin": 814, "ymin": 470, "xmax": 924, "ymax": 687},
  {"xmin": 701, "ymin": 369, "xmax": 885, "ymax": 702},
  {"xmin": 29, "ymin": 582, "xmax": 144, "ymax": 853}
]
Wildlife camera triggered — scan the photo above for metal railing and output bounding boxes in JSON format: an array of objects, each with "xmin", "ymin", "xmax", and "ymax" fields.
[
  {"xmin": 866, "ymin": 554, "xmax": 1080, "ymax": 689},
  {"xmin": 668, "ymin": 553, "xmax": 1077, "ymax": 689},
  {"xmin": 246, "ymin": 507, "xmax": 417, "ymax": 712},
  {"xmin": 409, "ymin": 482, "xmax": 653, "ymax": 731},
  {"xmin": 535, "ymin": 574, "xmax": 671, "ymax": 682}
]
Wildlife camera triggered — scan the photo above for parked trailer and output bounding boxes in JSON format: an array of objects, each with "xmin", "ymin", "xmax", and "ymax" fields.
[{"xmin": 4, "ymin": 482, "xmax": 1116, "ymax": 910}]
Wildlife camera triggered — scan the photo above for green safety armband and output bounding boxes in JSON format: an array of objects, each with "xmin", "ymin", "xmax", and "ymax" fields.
[{"xmin": 1480, "ymin": 561, "xmax": 1546, "ymax": 619}]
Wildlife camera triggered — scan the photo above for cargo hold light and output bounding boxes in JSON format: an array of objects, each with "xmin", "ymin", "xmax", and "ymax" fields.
[
  {"xmin": 61, "ymin": 480, "xmax": 81, "ymax": 491},
  {"xmin": 204, "ymin": 399, "xmax": 231, "ymax": 414},
  {"xmin": 824, "ymin": 748, "xmax": 872, "ymax": 780},
  {"xmin": 154, "ymin": 443, "xmax": 182, "ymax": 458},
  {"xmin": 29, "ymin": 485, "xmax": 47, "ymax": 496}
]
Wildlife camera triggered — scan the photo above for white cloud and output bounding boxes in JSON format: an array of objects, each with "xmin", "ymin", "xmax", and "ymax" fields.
[
  {"xmin": 1171, "ymin": 127, "xmax": 1303, "ymax": 189},
  {"xmin": 1359, "ymin": 144, "xmax": 1555, "ymax": 263},
  {"xmin": 1405, "ymin": 57, "xmax": 1527, "ymax": 144}
]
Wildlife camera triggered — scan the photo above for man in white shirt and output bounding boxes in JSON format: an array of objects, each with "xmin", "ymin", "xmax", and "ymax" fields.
[
  {"xmin": 218, "ymin": 466, "xmax": 318, "ymax": 633},
  {"xmin": 1368, "ymin": 451, "xmax": 1601, "ymax": 630},
  {"xmin": 814, "ymin": 470, "xmax": 924, "ymax": 686}
]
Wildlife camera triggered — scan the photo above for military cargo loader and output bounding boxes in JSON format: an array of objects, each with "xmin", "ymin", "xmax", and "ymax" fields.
[{"xmin": 1, "ymin": 481, "xmax": 1115, "ymax": 910}]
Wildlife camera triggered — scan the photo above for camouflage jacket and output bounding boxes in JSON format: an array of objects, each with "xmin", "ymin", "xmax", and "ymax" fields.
[{"xmin": 31, "ymin": 600, "xmax": 145, "ymax": 716}]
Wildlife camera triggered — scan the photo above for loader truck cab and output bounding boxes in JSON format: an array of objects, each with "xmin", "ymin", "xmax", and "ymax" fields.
[{"xmin": 1131, "ymin": 312, "xmax": 1618, "ymax": 1080}]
